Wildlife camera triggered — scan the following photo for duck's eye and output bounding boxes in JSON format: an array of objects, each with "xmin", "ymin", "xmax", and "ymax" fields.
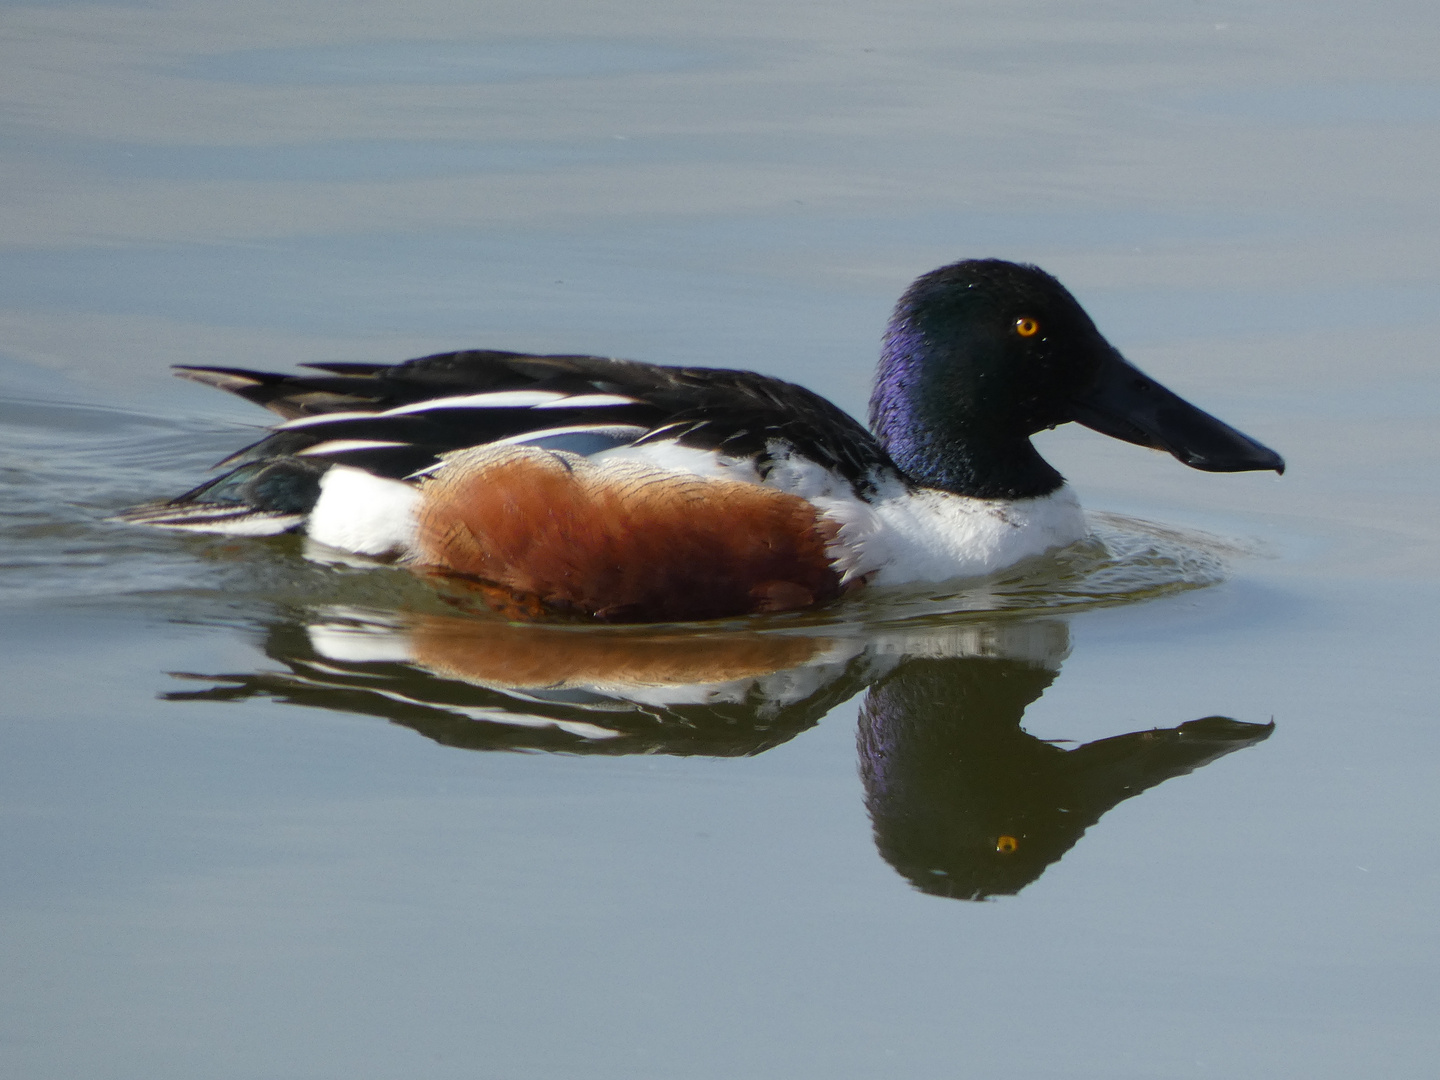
[
  {"xmin": 1014, "ymin": 317, "xmax": 1040, "ymax": 338},
  {"xmin": 996, "ymin": 835, "xmax": 1019, "ymax": 854}
]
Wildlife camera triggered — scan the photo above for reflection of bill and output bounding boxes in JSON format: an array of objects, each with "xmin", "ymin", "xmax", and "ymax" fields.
[
  {"xmin": 169, "ymin": 610, "xmax": 1271, "ymax": 899},
  {"xmin": 859, "ymin": 657, "xmax": 1271, "ymax": 900}
]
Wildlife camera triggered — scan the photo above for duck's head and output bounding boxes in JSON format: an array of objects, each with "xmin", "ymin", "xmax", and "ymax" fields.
[{"xmin": 869, "ymin": 259, "xmax": 1285, "ymax": 499}]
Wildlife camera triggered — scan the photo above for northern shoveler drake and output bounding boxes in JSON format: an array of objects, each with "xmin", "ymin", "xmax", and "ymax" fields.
[{"xmin": 119, "ymin": 259, "xmax": 1284, "ymax": 622}]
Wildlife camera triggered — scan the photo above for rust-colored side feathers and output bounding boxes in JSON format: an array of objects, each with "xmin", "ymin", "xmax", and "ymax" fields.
[{"xmin": 413, "ymin": 446, "xmax": 844, "ymax": 622}]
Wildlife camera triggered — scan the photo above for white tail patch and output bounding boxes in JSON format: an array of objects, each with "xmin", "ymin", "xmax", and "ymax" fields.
[{"xmin": 307, "ymin": 465, "xmax": 421, "ymax": 556}]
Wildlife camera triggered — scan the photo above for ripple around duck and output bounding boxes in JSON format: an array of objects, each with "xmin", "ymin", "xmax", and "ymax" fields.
[{"xmin": 0, "ymin": 397, "xmax": 1249, "ymax": 631}]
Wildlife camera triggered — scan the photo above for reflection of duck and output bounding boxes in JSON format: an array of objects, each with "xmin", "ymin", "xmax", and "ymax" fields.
[
  {"xmin": 120, "ymin": 259, "xmax": 1281, "ymax": 621},
  {"xmin": 859, "ymin": 654, "xmax": 1272, "ymax": 901},
  {"xmin": 172, "ymin": 613, "xmax": 876, "ymax": 755},
  {"xmin": 169, "ymin": 609, "xmax": 1273, "ymax": 899}
]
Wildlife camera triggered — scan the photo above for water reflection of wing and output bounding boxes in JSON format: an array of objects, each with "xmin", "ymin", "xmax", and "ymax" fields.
[
  {"xmin": 858, "ymin": 656, "xmax": 1273, "ymax": 901},
  {"xmin": 168, "ymin": 613, "xmax": 882, "ymax": 756}
]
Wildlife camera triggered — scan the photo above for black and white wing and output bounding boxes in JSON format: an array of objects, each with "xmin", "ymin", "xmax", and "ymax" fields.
[{"xmin": 117, "ymin": 349, "xmax": 895, "ymax": 533}]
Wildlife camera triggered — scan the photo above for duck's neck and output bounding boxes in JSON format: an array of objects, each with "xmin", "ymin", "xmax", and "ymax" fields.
[{"xmin": 868, "ymin": 321, "xmax": 1065, "ymax": 501}]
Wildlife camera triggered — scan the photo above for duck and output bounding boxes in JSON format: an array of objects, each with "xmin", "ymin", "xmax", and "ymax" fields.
[{"xmin": 118, "ymin": 259, "xmax": 1283, "ymax": 622}]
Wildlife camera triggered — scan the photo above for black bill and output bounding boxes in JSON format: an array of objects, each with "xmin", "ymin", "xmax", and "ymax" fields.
[{"xmin": 1070, "ymin": 348, "xmax": 1285, "ymax": 474}]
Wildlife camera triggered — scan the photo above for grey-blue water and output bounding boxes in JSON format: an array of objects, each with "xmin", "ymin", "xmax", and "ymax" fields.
[{"xmin": 3, "ymin": 2, "xmax": 1439, "ymax": 1076}]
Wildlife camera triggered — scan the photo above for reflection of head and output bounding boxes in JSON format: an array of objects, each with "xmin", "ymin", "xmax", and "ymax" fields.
[
  {"xmin": 859, "ymin": 656, "xmax": 1272, "ymax": 901},
  {"xmin": 859, "ymin": 656, "xmax": 1065, "ymax": 899}
]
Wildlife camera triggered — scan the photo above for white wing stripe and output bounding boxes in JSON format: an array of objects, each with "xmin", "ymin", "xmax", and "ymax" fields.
[
  {"xmin": 490, "ymin": 424, "xmax": 648, "ymax": 447},
  {"xmin": 298, "ymin": 439, "xmax": 409, "ymax": 456},
  {"xmin": 383, "ymin": 391, "xmax": 566, "ymax": 414},
  {"xmin": 275, "ymin": 391, "xmax": 641, "ymax": 430},
  {"xmin": 276, "ymin": 410, "xmax": 387, "ymax": 431},
  {"xmin": 533, "ymin": 394, "xmax": 641, "ymax": 409}
]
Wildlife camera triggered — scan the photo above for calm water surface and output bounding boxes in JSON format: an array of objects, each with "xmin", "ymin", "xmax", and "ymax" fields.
[{"xmin": 3, "ymin": 1, "xmax": 1439, "ymax": 1077}]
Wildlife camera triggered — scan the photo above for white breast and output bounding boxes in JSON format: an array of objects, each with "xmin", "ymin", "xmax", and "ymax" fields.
[{"xmin": 815, "ymin": 481, "xmax": 1087, "ymax": 585}]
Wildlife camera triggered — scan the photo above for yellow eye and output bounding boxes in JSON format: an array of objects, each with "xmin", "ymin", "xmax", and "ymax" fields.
[
  {"xmin": 996, "ymin": 835, "xmax": 1019, "ymax": 854},
  {"xmin": 1014, "ymin": 317, "xmax": 1040, "ymax": 338}
]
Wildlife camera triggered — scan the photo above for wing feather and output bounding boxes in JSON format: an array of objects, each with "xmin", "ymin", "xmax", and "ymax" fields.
[{"xmin": 122, "ymin": 350, "xmax": 897, "ymax": 531}]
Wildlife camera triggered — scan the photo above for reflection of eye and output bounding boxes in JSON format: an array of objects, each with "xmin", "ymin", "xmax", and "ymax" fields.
[
  {"xmin": 996, "ymin": 835, "xmax": 1019, "ymax": 854},
  {"xmin": 1014, "ymin": 317, "xmax": 1040, "ymax": 338}
]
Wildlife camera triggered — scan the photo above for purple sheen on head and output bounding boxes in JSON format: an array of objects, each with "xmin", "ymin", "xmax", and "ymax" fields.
[
  {"xmin": 855, "ymin": 684, "xmax": 903, "ymax": 802},
  {"xmin": 867, "ymin": 313, "xmax": 928, "ymax": 467}
]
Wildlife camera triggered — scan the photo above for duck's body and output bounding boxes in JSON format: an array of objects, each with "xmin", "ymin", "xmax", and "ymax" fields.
[{"xmin": 120, "ymin": 260, "xmax": 1282, "ymax": 621}]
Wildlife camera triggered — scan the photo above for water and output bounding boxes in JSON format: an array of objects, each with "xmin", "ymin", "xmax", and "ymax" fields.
[{"xmin": 3, "ymin": 1, "xmax": 1439, "ymax": 1076}]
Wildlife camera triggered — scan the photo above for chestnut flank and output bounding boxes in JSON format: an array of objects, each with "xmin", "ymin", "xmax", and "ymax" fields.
[{"xmin": 412, "ymin": 446, "xmax": 844, "ymax": 622}]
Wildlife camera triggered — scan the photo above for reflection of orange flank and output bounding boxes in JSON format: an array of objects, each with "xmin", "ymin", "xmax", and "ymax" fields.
[
  {"xmin": 408, "ymin": 613, "xmax": 824, "ymax": 689},
  {"xmin": 414, "ymin": 446, "xmax": 845, "ymax": 623}
]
